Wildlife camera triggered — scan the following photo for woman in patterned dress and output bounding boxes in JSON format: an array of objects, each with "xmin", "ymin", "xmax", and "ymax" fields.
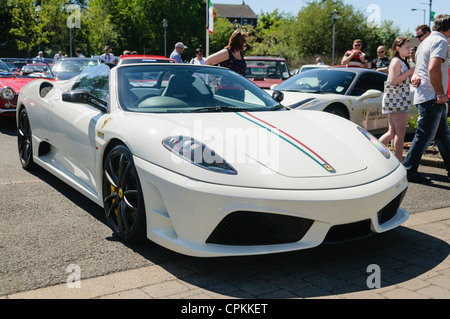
[{"xmin": 379, "ymin": 37, "xmax": 415, "ymax": 162}]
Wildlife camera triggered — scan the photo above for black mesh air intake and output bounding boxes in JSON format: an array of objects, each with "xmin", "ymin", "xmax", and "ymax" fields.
[
  {"xmin": 377, "ymin": 188, "xmax": 407, "ymax": 225},
  {"xmin": 206, "ymin": 211, "xmax": 314, "ymax": 246}
]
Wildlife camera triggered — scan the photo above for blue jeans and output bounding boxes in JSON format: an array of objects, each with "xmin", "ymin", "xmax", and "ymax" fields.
[{"xmin": 403, "ymin": 100, "xmax": 450, "ymax": 176}]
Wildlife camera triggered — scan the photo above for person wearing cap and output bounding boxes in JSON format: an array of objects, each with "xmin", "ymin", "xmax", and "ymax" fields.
[{"xmin": 170, "ymin": 42, "xmax": 187, "ymax": 63}]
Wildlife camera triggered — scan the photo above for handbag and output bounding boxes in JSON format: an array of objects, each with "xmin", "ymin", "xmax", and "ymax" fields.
[{"xmin": 382, "ymin": 63, "xmax": 411, "ymax": 112}]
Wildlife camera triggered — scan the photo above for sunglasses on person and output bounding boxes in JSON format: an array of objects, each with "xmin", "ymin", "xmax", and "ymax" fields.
[
  {"xmin": 377, "ymin": 50, "xmax": 385, "ymax": 53},
  {"xmin": 416, "ymin": 33, "xmax": 425, "ymax": 39},
  {"xmin": 196, "ymin": 52, "xmax": 203, "ymax": 55}
]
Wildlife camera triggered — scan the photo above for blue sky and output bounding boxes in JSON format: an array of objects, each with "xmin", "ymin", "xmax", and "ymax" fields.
[{"xmin": 212, "ymin": 0, "xmax": 449, "ymax": 33}]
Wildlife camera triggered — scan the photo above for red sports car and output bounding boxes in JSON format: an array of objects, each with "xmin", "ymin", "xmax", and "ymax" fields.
[
  {"xmin": 244, "ymin": 56, "xmax": 291, "ymax": 90},
  {"xmin": 0, "ymin": 58, "xmax": 55, "ymax": 118}
]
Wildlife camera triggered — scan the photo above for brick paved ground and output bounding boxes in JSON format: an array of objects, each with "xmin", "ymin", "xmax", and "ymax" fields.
[{"xmin": 2, "ymin": 207, "xmax": 449, "ymax": 300}]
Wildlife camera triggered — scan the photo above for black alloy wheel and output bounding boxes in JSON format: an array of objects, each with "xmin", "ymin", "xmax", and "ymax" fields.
[
  {"xmin": 103, "ymin": 144, "xmax": 146, "ymax": 243},
  {"xmin": 17, "ymin": 108, "xmax": 36, "ymax": 171}
]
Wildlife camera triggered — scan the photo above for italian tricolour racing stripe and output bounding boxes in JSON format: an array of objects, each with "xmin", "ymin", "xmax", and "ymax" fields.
[{"xmin": 236, "ymin": 112, "xmax": 336, "ymax": 173}]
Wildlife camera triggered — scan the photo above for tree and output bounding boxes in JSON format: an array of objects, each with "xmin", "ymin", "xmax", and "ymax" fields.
[{"xmin": 9, "ymin": 0, "xmax": 44, "ymax": 57}]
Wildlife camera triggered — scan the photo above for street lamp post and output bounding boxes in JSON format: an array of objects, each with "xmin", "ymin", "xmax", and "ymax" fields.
[
  {"xmin": 162, "ymin": 19, "xmax": 168, "ymax": 57},
  {"xmin": 411, "ymin": 8, "xmax": 426, "ymax": 24},
  {"xmin": 332, "ymin": 10, "xmax": 338, "ymax": 66}
]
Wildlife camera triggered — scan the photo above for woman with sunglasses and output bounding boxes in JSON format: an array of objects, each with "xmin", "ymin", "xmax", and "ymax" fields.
[
  {"xmin": 341, "ymin": 39, "xmax": 368, "ymax": 68},
  {"xmin": 190, "ymin": 48, "xmax": 205, "ymax": 65}
]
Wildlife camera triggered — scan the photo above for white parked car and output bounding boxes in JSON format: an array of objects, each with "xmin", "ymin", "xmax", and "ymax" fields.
[
  {"xmin": 17, "ymin": 63, "xmax": 409, "ymax": 257},
  {"xmin": 270, "ymin": 67, "xmax": 418, "ymax": 135},
  {"xmin": 297, "ymin": 64, "xmax": 330, "ymax": 74}
]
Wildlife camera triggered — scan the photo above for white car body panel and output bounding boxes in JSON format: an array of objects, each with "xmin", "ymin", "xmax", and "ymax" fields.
[
  {"xmin": 17, "ymin": 64, "xmax": 410, "ymax": 257},
  {"xmin": 269, "ymin": 68, "xmax": 418, "ymax": 135}
]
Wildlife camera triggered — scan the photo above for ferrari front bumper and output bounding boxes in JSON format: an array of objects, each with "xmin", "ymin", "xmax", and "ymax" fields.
[{"xmin": 135, "ymin": 157, "xmax": 409, "ymax": 257}]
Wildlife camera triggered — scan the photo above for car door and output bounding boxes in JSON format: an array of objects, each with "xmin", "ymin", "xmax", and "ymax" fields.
[
  {"xmin": 349, "ymin": 72, "xmax": 387, "ymax": 132},
  {"xmin": 48, "ymin": 65, "xmax": 109, "ymax": 192}
]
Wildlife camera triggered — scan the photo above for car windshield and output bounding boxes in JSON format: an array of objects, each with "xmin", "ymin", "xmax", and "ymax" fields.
[
  {"xmin": 0, "ymin": 58, "xmax": 54, "ymax": 79},
  {"xmin": 117, "ymin": 64, "xmax": 280, "ymax": 113},
  {"xmin": 71, "ymin": 63, "xmax": 110, "ymax": 101},
  {"xmin": 245, "ymin": 59, "xmax": 289, "ymax": 80},
  {"xmin": 0, "ymin": 60, "xmax": 12, "ymax": 76},
  {"xmin": 53, "ymin": 58, "xmax": 100, "ymax": 73},
  {"xmin": 276, "ymin": 69, "xmax": 356, "ymax": 95}
]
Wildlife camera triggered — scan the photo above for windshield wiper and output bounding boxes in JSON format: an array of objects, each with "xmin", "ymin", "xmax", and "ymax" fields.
[
  {"xmin": 191, "ymin": 106, "xmax": 252, "ymax": 113},
  {"xmin": 269, "ymin": 104, "xmax": 289, "ymax": 111}
]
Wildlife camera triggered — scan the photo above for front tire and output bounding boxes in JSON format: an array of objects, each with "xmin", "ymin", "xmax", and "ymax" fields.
[
  {"xmin": 103, "ymin": 144, "xmax": 146, "ymax": 243},
  {"xmin": 17, "ymin": 108, "xmax": 36, "ymax": 171},
  {"xmin": 324, "ymin": 104, "xmax": 349, "ymax": 119}
]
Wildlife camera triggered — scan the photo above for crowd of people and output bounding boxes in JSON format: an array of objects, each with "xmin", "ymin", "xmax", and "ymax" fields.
[{"xmin": 337, "ymin": 17, "xmax": 450, "ymax": 184}]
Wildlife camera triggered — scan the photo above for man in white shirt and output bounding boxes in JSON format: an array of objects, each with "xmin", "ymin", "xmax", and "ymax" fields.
[
  {"xmin": 101, "ymin": 46, "xmax": 115, "ymax": 64},
  {"xmin": 53, "ymin": 51, "xmax": 63, "ymax": 64},
  {"xmin": 35, "ymin": 51, "xmax": 44, "ymax": 61},
  {"xmin": 404, "ymin": 14, "xmax": 450, "ymax": 183}
]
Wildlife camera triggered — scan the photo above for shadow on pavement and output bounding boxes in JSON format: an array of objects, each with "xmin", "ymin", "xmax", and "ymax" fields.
[{"xmin": 131, "ymin": 226, "xmax": 449, "ymax": 298}]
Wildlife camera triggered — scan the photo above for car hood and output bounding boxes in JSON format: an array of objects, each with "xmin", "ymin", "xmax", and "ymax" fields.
[
  {"xmin": 0, "ymin": 77, "xmax": 39, "ymax": 93},
  {"xmin": 108, "ymin": 110, "xmax": 399, "ymax": 189}
]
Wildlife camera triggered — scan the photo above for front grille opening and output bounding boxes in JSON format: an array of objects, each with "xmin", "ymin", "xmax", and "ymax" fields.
[
  {"xmin": 324, "ymin": 219, "xmax": 372, "ymax": 244},
  {"xmin": 206, "ymin": 211, "xmax": 314, "ymax": 246},
  {"xmin": 377, "ymin": 188, "xmax": 407, "ymax": 225}
]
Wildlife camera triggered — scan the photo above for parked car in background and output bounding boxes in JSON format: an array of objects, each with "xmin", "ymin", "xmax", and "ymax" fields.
[
  {"xmin": 117, "ymin": 55, "xmax": 176, "ymax": 65},
  {"xmin": 0, "ymin": 58, "xmax": 54, "ymax": 118},
  {"xmin": 269, "ymin": 67, "xmax": 418, "ymax": 135},
  {"xmin": 244, "ymin": 56, "xmax": 290, "ymax": 89},
  {"xmin": 16, "ymin": 63, "xmax": 409, "ymax": 256},
  {"xmin": 296, "ymin": 64, "xmax": 330, "ymax": 74},
  {"xmin": 52, "ymin": 57, "xmax": 101, "ymax": 80}
]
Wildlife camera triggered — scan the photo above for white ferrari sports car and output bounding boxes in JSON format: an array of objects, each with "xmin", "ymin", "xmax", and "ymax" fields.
[
  {"xmin": 269, "ymin": 68, "xmax": 418, "ymax": 135},
  {"xmin": 17, "ymin": 63, "xmax": 409, "ymax": 257}
]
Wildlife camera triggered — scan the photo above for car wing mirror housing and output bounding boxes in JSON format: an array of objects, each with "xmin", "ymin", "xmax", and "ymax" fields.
[
  {"xmin": 272, "ymin": 90, "xmax": 284, "ymax": 102},
  {"xmin": 357, "ymin": 89, "xmax": 382, "ymax": 101},
  {"xmin": 62, "ymin": 89, "xmax": 107, "ymax": 112}
]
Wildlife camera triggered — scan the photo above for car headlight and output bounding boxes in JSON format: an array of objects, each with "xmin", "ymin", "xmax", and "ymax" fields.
[
  {"xmin": 1, "ymin": 87, "xmax": 15, "ymax": 101},
  {"xmin": 162, "ymin": 136, "xmax": 238, "ymax": 175},
  {"xmin": 357, "ymin": 127, "xmax": 391, "ymax": 159}
]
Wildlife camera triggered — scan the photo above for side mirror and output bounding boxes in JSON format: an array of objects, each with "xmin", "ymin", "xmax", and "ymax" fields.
[
  {"xmin": 272, "ymin": 90, "xmax": 284, "ymax": 102},
  {"xmin": 357, "ymin": 89, "xmax": 382, "ymax": 101},
  {"xmin": 62, "ymin": 89, "xmax": 107, "ymax": 112}
]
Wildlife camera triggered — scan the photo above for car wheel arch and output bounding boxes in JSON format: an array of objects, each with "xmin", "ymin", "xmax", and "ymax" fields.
[{"xmin": 324, "ymin": 103, "xmax": 350, "ymax": 120}]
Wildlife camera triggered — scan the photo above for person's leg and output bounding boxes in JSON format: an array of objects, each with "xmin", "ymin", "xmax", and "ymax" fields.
[
  {"xmin": 379, "ymin": 115, "xmax": 395, "ymax": 147},
  {"xmin": 403, "ymin": 100, "xmax": 441, "ymax": 182},
  {"xmin": 391, "ymin": 113, "xmax": 408, "ymax": 162},
  {"xmin": 433, "ymin": 103, "xmax": 450, "ymax": 178}
]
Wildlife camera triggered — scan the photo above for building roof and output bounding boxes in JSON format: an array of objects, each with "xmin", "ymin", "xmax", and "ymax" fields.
[{"xmin": 214, "ymin": 3, "xmax": 257, "ymax": 19}]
